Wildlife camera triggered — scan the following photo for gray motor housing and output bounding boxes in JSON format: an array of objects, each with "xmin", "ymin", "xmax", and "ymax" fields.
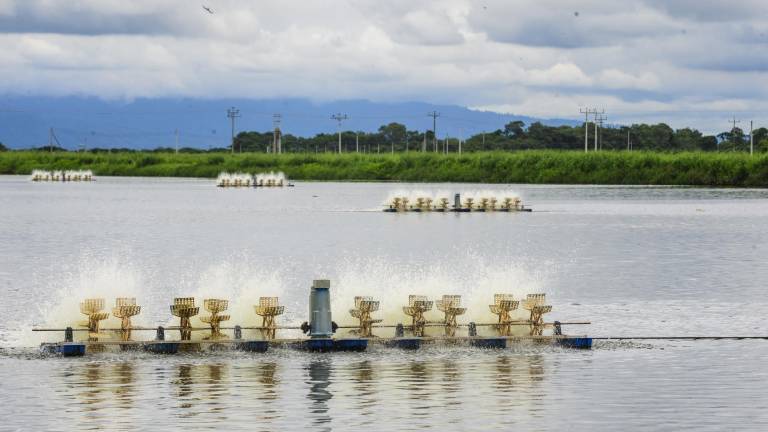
[{"xmin": 308, "ymin": 279, "xmax": 333, "ymax": 338}]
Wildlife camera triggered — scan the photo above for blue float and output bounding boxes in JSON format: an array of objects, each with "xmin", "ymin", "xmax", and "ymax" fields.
[
  {"xmin": 384, "ymin": 338, "xmax": 422, "ymax": 350},
  {"xmin": 236, "ymin": 341, "xmax": 269, "ymax": 352},
  {"xmin": 470, "ymin": 338, "xmax": 507, "ymax": 349},
  {"xmin": 557, "ymin": 337, "xmax": 593, "ymax": 349},
  {"xmin": 143, "ymin": 342, "xmax": 180, "ymax": 354},
  {"xmin": 42, "ymin": 343, "xmax": 86, "ymax": 357}
]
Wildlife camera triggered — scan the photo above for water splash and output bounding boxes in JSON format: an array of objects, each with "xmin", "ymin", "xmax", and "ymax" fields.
[
  {"xmin": 11, "ymin": 250, "xmax": 555, "ymax": 346},
  {"xmin": 383, "ymin": 188, "xmax": 523, "ymax": 209},
  {"xmin": 329, "ymin": 252, "xmax": 551, "ymax": 327},
  {"xmin": 215, "ymin": 172, "xmax": 253, "ymax": 187},
  {"xmin": 11, "ymin": 258, "xmax": 148, "ymax": 346},
  {"xmin": 30, "ymin": 170, "xmax": 94, "ymax": 182}
]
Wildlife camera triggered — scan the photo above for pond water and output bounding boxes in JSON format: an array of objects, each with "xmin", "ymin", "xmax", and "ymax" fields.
[{"xmin": 0, "ymin": 176, "xmax": 767, "ymax": 431}]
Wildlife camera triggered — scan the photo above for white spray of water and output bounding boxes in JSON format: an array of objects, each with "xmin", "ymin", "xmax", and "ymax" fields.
[
  {"xmin": 29, "ymin": 169, "xmax": 94, "ymax": 182},
  {"xmin": 215, "ymin": 172, "xmax": 253, "ymax": 186},
  {"xmin": 13, "ymin": 250, "xmax": 556, "ymax": 346},
  {"xmin": 11, "ymin": 258, "xmax": 148, "ymax": 346},
  {"xmin": 383, "ymin": 188, "xmax": 523, "ymax": 206},
  {"xmin": 254, "ymin": 171, "xmax": 287, "ymax": 185},
  {"xmin": 329, "ymin": 252, "xmax": 551, "ymax": 330}
]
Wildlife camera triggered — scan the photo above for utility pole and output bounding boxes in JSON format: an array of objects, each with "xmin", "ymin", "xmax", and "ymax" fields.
[
  {"xmin": 592, "ymin": 110, "xmax": 605, "ymax": 151},
  {"xmin": 422, "ymin": 134, "xmax": 426, "ymax": 152},
  {"xmin": 355, "ymin": 133, "xmax": 359, "ymax": 153},
  {"xmin": 482, "ymin": 131, "xmax": 485, "ymax": 151},
  {"xmin": 727, "ymin": 116, "xmax": 741, "ymax": 151},
  {"xmin": 48, "ymin": 128, "xmax": 62, "ymax": 152},
  {"xmin": 444, "ymin": 133, "xmax": 449, "ymax": 154},
  {"xmin": 579, "ymin": 107, "xmax": 597, "ymax": 152},
  {"xmin": 428, "ymin": 111, "xmax": 440, "ymax": 152},
  {"xmin": 595, "ymin": 114, "xmax": 607, "ymax": 151},
  {"xmin": 331, "ymin": 113, "xmax": 348, "ymax": 154},
  {"xmin": 175, "ymin": 129, "xmax": 179, "ymax": 154},
  {"xmin": 750, "ymin": 120, "xmax": 754, "ymax": 156},
  {"xmin": 272, "ymin": 113, "xmax": 282, "ymax": 154},
  {"xmin": 627, "ymin": 129, "xmax": 631, "ymax": 151},
  {"xmin": 227, "ymin": 107, "xmax": 240, "ymax": 154}
]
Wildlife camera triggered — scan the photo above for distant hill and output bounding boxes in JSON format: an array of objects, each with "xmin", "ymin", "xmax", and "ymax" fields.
[{"xmin": 0, "ymin": 95, "xmax": 577, "ymax": 150}]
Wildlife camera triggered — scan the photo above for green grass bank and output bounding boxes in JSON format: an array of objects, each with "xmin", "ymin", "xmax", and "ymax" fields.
[{"xmin": 2, "ymin": 150, "xmax": 768, "ymax": 187}]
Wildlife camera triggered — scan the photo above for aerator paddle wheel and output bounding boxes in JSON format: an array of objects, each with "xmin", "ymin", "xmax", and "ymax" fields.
[
  {"xmin": 414, "ymin": 197, "xmax": 426, "ymax": 211},
  {"xmin": 254, "ymin": 297, "xmax": 284, "ymax": 340},
  {"xmin": 523, "ymin": 294, "xmax": 552, "ymax": 336},
  {"xmin": 403, "ymin": 295, "xmax": 433, "ymax": 337},
  {"xmin": 463, "ymin": 197, "xmax": 475, "ymax": 211},
  {"xmin": 436, "ymin": 198, "xmax": 450, "ymax": 211},
  {"xmin": 79, "ymin": 298, "xmax": 110, "ymax": 342},
  {"xmin": 170, "ymin": 297, "xmax": 199, "ymax": 341},
  {"xmin": 349, "ymin": 296, "xmax": 381, "ymax": 337},
  {"xmin": 436, "ymin": 295, "xmax": 466, "ymax": 337},
  {"xmin": 201, "ymin": 299, "xmax": 230, "ymax": 340},
  {"xmin": 501, "ymin": 197, "xmax": 521, "ymax": 211},
  {"xmin": 489, "ymin": 294, "xmax": 520, "ymax": 336},
  {"xmin": 112, "ymin": 298, "xmax": 141, "ymax": 342}
]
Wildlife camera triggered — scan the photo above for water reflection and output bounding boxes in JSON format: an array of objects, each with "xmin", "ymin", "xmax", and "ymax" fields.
[
  {"xmin": 173, "ymin": 364, "xmax": 195, "ymax": 411},
  {"xmin": 351, "ymin": 360, "xmax": 378, "ymax": 423},
  {"xmin": 112, "ymin": 362, "xmax": 135, "ymax": 409},
  {"xmin": 171, "ymin": 362, "xmax": 229, "ymax": 420},
  {"xmin": 306, "ymin": 360, "xmax": 333, "ymax": 429},
  {"xmin": 440, "ymin": 360, "xmax": 462, "ymax": 407},
  {"xmin": 78, "ymin": 362, "xmax": 107, "ymax": 411}
]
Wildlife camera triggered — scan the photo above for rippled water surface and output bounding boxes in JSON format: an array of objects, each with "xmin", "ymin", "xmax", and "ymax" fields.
[{"xmin": 1, "ymin": 176, "xmax": 767, "ymax": 431}]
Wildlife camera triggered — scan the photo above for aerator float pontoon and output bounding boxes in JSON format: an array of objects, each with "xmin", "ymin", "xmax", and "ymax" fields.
[{"xmin": 35, "ymin": 279, "xmax": 591, "ymax": 356}]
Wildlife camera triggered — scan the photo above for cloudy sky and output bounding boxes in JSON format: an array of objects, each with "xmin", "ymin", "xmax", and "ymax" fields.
[{"xmin": 1, "ymin": 0, "xmax": 767, "ymax": 132}]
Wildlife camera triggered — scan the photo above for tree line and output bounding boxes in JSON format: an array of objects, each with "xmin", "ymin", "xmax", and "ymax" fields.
[
  {"xmin": 21, "ymin": 121, "xmax": 768, "ymax": 153},
  {"xmin": 226, "ymin": 121, "xmax": 767, "ymax": 153}
]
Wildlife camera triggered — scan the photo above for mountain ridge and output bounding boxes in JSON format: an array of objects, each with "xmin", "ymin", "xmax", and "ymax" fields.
[{"xmin": 0, "ymin": 95, "xmax": 578, "ymax": 149}]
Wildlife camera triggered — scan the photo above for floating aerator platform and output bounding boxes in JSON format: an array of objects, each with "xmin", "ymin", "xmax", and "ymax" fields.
[
  {"xmin": 36, "ymin": 280, "xmax": 591, "ymax": 356},
  {"xmin": 216, "ymin": 171, "xmax": 294, "ymax": 187},
  {"xmin": 384, "ymin": 193, "xmax": 531, "ymax": 212},
  {"xmin": 30, "ymin": 170, "xmax": 94, "ymax": 182}
]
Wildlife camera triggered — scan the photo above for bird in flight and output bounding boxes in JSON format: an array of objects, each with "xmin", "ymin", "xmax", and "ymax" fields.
[{"xmin": 202, "ymin": 5, "xmax": 214, "ymax": 14}]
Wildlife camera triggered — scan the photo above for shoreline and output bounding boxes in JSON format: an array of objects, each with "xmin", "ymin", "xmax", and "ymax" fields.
[{"xmin": 2, "ymin": 150, "xmax": 767, "ymax": 187}]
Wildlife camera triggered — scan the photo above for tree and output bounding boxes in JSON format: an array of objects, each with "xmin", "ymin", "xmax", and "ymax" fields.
[
  {"xmin": 378, "ymin": 123, "xmax": 406, "ymax": 149},
  {"xmin": 673, "ymin": 128, "xmax": 703, "ymax": 151},
  {"xmin": 503, "ymin": 120, "xmax": 525, "ymax": 139},
  {"xmin": 0, "ymin": 142, "xmax": 7, "ymax": 152}
]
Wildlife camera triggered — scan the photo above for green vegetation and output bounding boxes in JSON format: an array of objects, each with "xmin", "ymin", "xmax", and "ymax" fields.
[
  {"xmin": 224, "ymin": 121, "xmax": 767, "ymax": 153},
  {"xmin": 2, "ymin": 150, "xmax": 768, "ymax": 187}
]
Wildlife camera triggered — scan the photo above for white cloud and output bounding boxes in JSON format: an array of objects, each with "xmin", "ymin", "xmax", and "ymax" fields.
[{"xmin": 0, "ymin": 0, "xmax": 767, "ymax": 131}]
